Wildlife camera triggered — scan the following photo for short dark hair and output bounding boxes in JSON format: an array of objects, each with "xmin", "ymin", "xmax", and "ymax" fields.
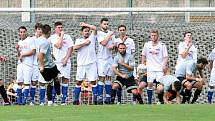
[
  {"xmin": 150, "ymin": 29, "xmax": 159, "ymax": 34},
  {"xmin": 34, "ymin": 23, "xmax": 43, "ymax": 30},
  {"xmin": 81, "ymin": 26, "xmax": 90, "ymax": 31},
  {"xmin": 118, "ymin": 25, "xmax": 127, "ymax": 30},
  {"xmin": 184, "ymin": 31, "xmax": 192, "ymax": 37},
  {"xmin": 54, "ymin": 21, "xmax": 63, "ymax": 27},
  {"xmin": 100, "ymin": 18, "xmax": 109, "ymax": 24},
  {"xmin": 42, "ymin": 24, "xmax": 51, "ymax": 35},
  {"xmin": 197, "ymin": 57, "xmax": 208, "ymax": 65},
  {"xmin": 174, "ymin": 81, "xmax": 181, "ymax": 92},
  {"xmin": 117, "ymin": 43, "xmax": 126, "ymax": 48},
  {"xmin": 18, "ymin": 26, "xmax": 27, "ymax": 31}
]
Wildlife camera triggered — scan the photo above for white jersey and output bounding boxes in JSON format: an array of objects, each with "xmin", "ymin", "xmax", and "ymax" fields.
[
  {"xmin": 177, "ymin": 41, "xmax": 197, "ymax": 65},
  {"xmin": 115, "ymin": 37, "xmax": 135, "ymax": 55},
  {"xmin": 17, "ymin": 37, "xmax": 35, "ymax": 66},
  {"xmin": 50, "ymin": 33, "xmax": 74, "ymax": 63},
  {"xmin": 142, "ymin": 41, "xmax": 168, "ymax": 72},
  {"xmin": 208, "ymin": 48, "xmax": 215, "ymax": 69},
  {"xmin": 75, "ymin": 34, "xmax": 97, "ymax": 66},
  {"xmin": 97, "ymin": 30, "xmax": 115, "ymax": 60}
]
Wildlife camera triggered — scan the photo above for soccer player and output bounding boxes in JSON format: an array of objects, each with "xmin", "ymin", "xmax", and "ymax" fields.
[
  {"xmin": 176, "ymin": 31, "xmax": 197, "ymax": 67},
  {"xmin": 16, "ymin": 26, "xmax": 35, "ymax": 105},
  {"xmin": 50, "ymin": 22, "xmax": 73, "ymax": 105},
  {"xmin": 38, "ymin": 24, "xmax": 60, "ymax": 106},
  {"xmin": 141, "ymin": 29, "xmax": 168, "ymax": 104},
  {"xmin": 73, "ymin": 22, "xmax": 98, "ymax": 105},
  {"xmin": 175, "ymin": 58, "xmax": 208, "ymax": 104},
  {"xmin": 0, "ymin": 56, "xmax": 10, "ymax": 105},
  {"xmin": 208, "ymin": 48, "xmax": 215, "ymax": 103},
  {"xmin": 30, "ymin": 23, "xmax": 47, "ymax": 106},
  {"xmin": 114, "ymin": 24, "xmax": 135, "ymax": 104},
  {"xmin": 97, "ymin": 18, "xmax": 116, "ymax": 104},
  {"xmin": 156, "ymin": 69, "xmax": 181, "ymax": 104},
  {"xmin": 110, "ymin": 43, "xmax": 143, "ymax": 104}
]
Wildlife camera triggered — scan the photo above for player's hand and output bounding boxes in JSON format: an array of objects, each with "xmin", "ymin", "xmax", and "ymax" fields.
[
  {"xmin": 15, "ymin": 44, "xmax": 19, "ymax": 49},
  {"xmin": 188, "ymin": 42, "xmax": 192, "ymax": 48},
  {"xmin": 80, "ymin": 22, "xmax": 86, "ymax": 27},
  {"xmin": 123, "ymin": 35, "xmax": 128, "ymax": 41},
  {"xmin": 84, "ymin": 39, "xmax": 91, "ymax": 45},
  {"xmin": 60, "ymin": 31, "xmax": 65, "ymax": 36},
  {"xmin": 107, "ymin": 43, "xmax": 115, "ymax": 49},
  {"xmin": 118, "ymin": 59, "xmax": 124, "ymax": 65},
  {"xmin": 61, "ymin": 58, "xmax": 67, "ymax": 66},
  {"xmin": 39, "ymin": 66, "xmax": 44, "ymax": 73}
]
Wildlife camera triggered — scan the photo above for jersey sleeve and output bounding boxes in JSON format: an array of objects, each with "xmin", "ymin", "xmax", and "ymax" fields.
[
  {"xmin": 112, "ymin": 56, "xmax": 119, "ymax": 67},
  {"xmin": 66, "ymin": 35, "xmax": 74, "ymax": 48},
  {"xmin": 142, "ymin": 42, "xmax": 147, "ymax": 56},
  {"xmin": 178, "ymin": 42, "xmax": 185, "ymax": 55},
  {"xmin": 162, "ymin": 44, "xmax": 168, "ymax": 57},
  {"xmin": 39, "ymin": 41, "xmax": 49, "ymax": 54}
]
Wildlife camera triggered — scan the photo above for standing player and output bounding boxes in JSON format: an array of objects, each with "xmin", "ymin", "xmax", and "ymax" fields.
[
  {"xmin": 110, "ymin": 43, "xmax": 143, "ymax": 104},
  {"xmin": 50, "ymin": 22, "xmax": 73, "ymax": 105},
  {"xmin": 0, "ymin": 56, "xmax": 10, "ymax": 105},
  {"xmin": 141, "ymin": 29, "xmax": 168, "ymax": 104},
  {"xmin": 176, "ymin": 31, "xmax": 197, "ymax": 67},
  {"xmin": 114, "ymin": 24, "xmax": 136, "ymax": 104},
  {"xmin": 16, "ymin": 26, "xmax": 35, "ymax": 105},
  {"xmin": 30, "ymin": 23, "xmax": 47, "ymax": 106},
  {"xmin": 73, "ymin": 22, "xmax": 98, "ymax": 105},
  {"xmin": 156, "ymin": 69, "xmax": 181, "ymax": 104},
  {"xmin": 175, "ymin": 58, "xmax": 208, "ymax": 104},
  {"xmin": 38, "ymin": 24, "xmax": 60, "ymax": 106},
  {"xmin": 208, "ymin": 48, "xmax": 215, "ymax": 103},
  {"xmin": 97, "ymin": 18, "xmax": 116, "ymax": 104}
]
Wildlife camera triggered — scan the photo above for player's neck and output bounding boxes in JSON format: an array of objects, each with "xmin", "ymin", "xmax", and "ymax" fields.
[
  {"xmin": 101, "ymin": 28, "xmax": 108, "ymax": 33},
  {"xmin": 151, "ymin": 41, "xmax": 159, "ymax": 46}
]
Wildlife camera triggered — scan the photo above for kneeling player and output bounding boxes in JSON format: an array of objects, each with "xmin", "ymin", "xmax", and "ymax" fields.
[
  {"xmin": 157, "ymin": 69, "xmax": 181, "ymax": 104},
  {"xmin": 110, "ymin": 43, "xmax": 143, "ymax": 104}
]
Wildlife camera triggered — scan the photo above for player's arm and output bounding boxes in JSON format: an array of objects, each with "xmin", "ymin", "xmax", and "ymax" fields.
[
  {"xmin": 62, "ymin": 47, "xmax": 73, "ymax": 66},
  {"xmin": 112, "ymin": 66, "xmax": 128, "ymax": 79},
  {"xmin": 74, "ymin": 39, "xmax": 91, "ymax": 50},
  {"xmin": 38, "ymin": 52, "xmax": 44, "ymax": 72},
  {"xmin": 99, "ymin": 32, "xmax": 114, "ymax": 46},
  {"xmin": 163, "ymin": 92, "xmax": 169, "ymax": 104},
  {"xmin": 20, "ymin": 49, "xmax": 35, "ymax": 58},
  {"xmin": 80, "ymin": 22, "xmax": 97, "ymax": 35},
  {"xmin": 209, "ymin": 60, "xmax": 213, "ymax": 73},
  {"xmin": 118, "ymin": 60, "xmax": 134, "ymax": 71},
  {"xmin": 54, "ymin": 31, "xmax": 64, "ymax": 49},
  {"xmin": 175, "ymin": 91, "xmax": 181, "ymax": 104},
  {"xmin": 179, "ymin": 42, "xmax": 192, "ymax": 59}
]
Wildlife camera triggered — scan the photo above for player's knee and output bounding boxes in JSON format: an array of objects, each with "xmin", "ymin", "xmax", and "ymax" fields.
[
  {"xmin": 62, "ymin": 78, "xmax": 69, "ymax": 84},
  {"xmin": 90, "ymin": 81, "xmax": 97, "ymax": 85},
  {"xmin": 31, "ymin": 81, "xmax": 37, "ymax": 86},
  {"xmin": 39, "ymin": 82, "xmax": 46, "ymax": 87},
  {"xmin": 112, "ymin": 83, "xmax": 119, "ymax": 90},
  {"xmin": 185, "ymin": 82, "xmax": 192, "ymax": 90},
  {"xmin": 156, "ymin": 85, "xmax": 163, "ymax": 94},
  {"xmin": 76, "ymin": 81, "xmax": 82, "ymax": 86},
  {"xmin": 131, "ymin": 89, "xmax": 138, "ymax": 95},
  {"xmin": 0, "ymin": 79, "xmax": 3, "ymax": 85}
]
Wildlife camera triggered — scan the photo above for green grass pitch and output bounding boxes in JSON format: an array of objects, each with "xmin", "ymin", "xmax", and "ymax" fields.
[{"xmin": 0, "ymin": 104, "xmax": 214, "ymax": 121}]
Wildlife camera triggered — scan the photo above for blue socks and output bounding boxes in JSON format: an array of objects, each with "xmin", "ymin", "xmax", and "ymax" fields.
[
  {"xmin": 147, "ymin": 88, "xmax": 153, "ymax": 104},
  {"xmin": 23, "ymin": 86, "xmax": 30, "ymax": 104},
  {"xmin": 30, "ymin": 86, "xmax": 36, "ymax": 103},
  {"xmin": 105, "ymin": 81, "xmax": 112, "ymax": 104},
  {"xmin": 92, "ymin": 84, "xmax": 98, "ymax": 103},
  {"xmin": 73, "ymin": 85, "xmax": 81, "ymax": 102},
  {"xmin": 17, "ymin": 86, "xmax": 22, "ymax": 105},
  {"xmin": 208, "ymin": 88, "xmax": 214, "ymax": 104},
  {"xmin": 40, "ymin": 86, "xmax": 46, "ymax": 103},
  {"xmin": 61, "ymin": 84, "xmax": 68, "ymax": 103},
  {"xmin": 97, "ymin": 81, "xmax": 104, "ymax": 104}
]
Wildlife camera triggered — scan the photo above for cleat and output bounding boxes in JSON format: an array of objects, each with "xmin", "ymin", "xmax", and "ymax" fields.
[
  {"xmin": 40, "ymin": 103, "xmax": 45, "ymax": 106},
  {"xmin": 30, "ymin": 102, "xmax": 35, "ymax": 106}
]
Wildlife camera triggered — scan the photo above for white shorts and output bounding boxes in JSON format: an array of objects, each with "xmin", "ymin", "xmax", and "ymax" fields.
[
  {"xmin": 97, "ymin": 58, "xmax": 113, "ymax": 77},
  {"xmin": 32, "ymin": 65, "xmax": 46, "ymax": 83},
  {"xmin": 147, "ymin": 71, "xmax": 164, "ymax": 83},
  {"xmin": 56, "ymin": 63, "xmax": 71, "ymax": 79},
  {"xmin": 17, "ymin": 63, "xmax": 33, "ymax": 85},
  {"xmin": 209, "ymin": 69, "xmax": 215, "ymax": 86},
  {"xmin": 76, "ymin": 62, "xmax": 98, "ymax": 81}
]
